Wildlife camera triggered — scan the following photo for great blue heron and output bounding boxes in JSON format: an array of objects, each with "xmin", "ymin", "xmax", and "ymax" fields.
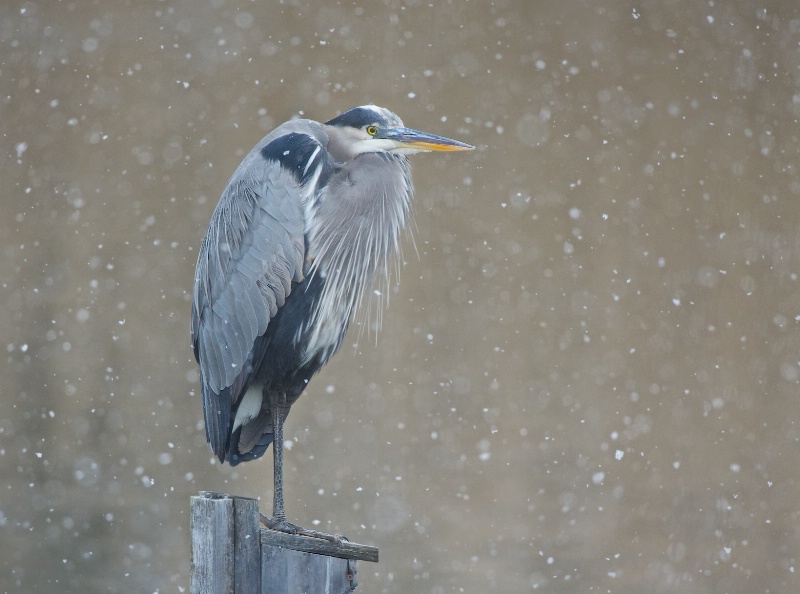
[{"xmin": 191, "ymin": 105, "xmax": 473, "ymax": 537}]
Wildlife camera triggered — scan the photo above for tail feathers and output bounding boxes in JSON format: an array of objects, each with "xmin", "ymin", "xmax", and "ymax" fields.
[
  {"xmin": 227, "ymin": 405, "xmax": 285, "ymax": 465},
  {"xmin": 202, "ymin": 378, "xmax": 286, "ymax": 466},
  {"xmin": 202, "ymin": 382, "xmax": 231, "ymax": 463},
  {"xmin": 228, "ymin": 425, "xmax": 273, "ymax": 466},
  {"xmin": 237, "ymin": 406, "xmax": 273, "ymax": 451}
]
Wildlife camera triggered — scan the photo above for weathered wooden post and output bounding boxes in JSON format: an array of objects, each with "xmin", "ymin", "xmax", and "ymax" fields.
[{"xmin": 190, "ymin": 491, "xmax": 378, "ymax": 593}]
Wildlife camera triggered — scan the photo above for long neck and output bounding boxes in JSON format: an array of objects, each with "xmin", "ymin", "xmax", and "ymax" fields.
[{"xmin": 304, "ymin": 152, "xmax": 413, "ymax": 349}]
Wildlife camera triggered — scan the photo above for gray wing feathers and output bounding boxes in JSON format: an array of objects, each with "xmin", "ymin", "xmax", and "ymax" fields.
[{"xmin": 192, "ymin": 157, "xmax": 308, "ymax": 396}]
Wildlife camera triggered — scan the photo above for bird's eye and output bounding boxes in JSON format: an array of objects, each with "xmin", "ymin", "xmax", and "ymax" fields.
[{"xmin": 366, "ymin": 126, "xmax": 378, "ymax": 136}]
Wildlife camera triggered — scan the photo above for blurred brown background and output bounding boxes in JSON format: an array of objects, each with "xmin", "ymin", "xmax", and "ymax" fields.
[{"xmin": 2, "ymin": 1, "xmax": 799, "ymax": 592}]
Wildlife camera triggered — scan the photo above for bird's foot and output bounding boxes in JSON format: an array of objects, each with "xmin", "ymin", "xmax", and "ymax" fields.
[{"xmin": 260, "ymin": 512, "xmax": 343, "ymax": 543}]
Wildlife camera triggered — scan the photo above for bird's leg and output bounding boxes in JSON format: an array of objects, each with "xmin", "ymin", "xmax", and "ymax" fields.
[
  {"xmin": 260, "ymin": 393, "xmax": 341, "ymax": 543},
  {"xmin": 268, "ymin": 397, "xmax": 289, "ymax": 526}
]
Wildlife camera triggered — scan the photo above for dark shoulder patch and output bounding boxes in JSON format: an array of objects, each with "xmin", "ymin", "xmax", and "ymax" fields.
[{"xmin": 260, "ymin": 132, "xmax": 331, "ymax": 186}]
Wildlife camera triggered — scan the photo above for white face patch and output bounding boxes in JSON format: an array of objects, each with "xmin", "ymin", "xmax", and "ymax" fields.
[{"xmin": 349, "ymin": 137, "xmax": 397, "ymax": 156}]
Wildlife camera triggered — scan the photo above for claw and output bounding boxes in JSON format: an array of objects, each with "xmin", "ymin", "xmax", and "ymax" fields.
[{"xmin": 260, "ymin": 512, "xmax": 342, "ymax": 543}]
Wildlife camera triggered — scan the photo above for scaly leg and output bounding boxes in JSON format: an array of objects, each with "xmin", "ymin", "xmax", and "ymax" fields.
[{"xmin": 260, "ymin": 392, "xmax": 340, "ymax": 542}]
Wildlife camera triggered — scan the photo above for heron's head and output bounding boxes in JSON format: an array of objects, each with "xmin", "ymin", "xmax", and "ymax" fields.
[{"xmin": 323, "ymin": 105, "xmax": 474, "ymax": 162}]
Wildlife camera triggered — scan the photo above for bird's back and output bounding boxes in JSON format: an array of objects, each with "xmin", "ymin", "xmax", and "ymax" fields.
[{"xmin": 191, "ymin": 119, "xmax": 328, "ymax": 463}]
